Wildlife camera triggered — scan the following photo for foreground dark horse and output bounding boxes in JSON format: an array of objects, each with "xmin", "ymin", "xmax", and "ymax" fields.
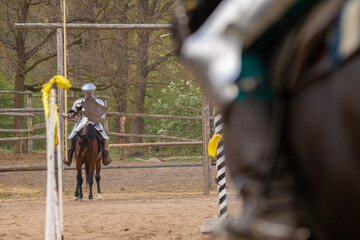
[
  {"xmin": 74, "ymin": 123, "xmax": 103, "ymax": 201},
  {"xmin": 174, "ymin": 0, "xmax": 360, "ymax": 239}
]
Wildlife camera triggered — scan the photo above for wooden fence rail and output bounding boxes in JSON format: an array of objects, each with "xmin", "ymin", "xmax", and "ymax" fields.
[
  {"xmin": 0, "ymin": 112, "xmax": 35, "ymax": 117},
  {"xmin": 0, "ymin": 108, "xmax": 207, "ymax": 120},
  {"xmin": 109, "ymin": 141, "xmax": 203, "ymax": 148},
  {"xmin": 107, "ymin": 112, "xmax": 203, "ymax": 120},
  {"xmin": 0, "ymin": 108, "xmax": 43, "ymax": 113},
  {"xmin": 0, "ymin": 129, "xmax": 33, "ymax": 133},
  {"xmin": 108, "ymin": 132, "xmax": 199, "ymax": 142},
  {"xmin": 0, "ymin": 135, "xmax": 46, "ymax": 142},
  {"xmin": 15, "ymin": 23, "xmax": 172, "ymax": 30}
]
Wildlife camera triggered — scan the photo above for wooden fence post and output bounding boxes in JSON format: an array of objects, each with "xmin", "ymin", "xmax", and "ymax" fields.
[
  {"xmin": 57, "ymin": 28, "xmax": 65, "ymax": 191},
  {"xmin": 104, "ymin": 99, "xmax": 109, "ymax": 132},
  {"xmin": 26, "ymin": 91, "xmax": 33, "ymax": 153},
  {"xmin": 202, "ymin": 94, "xmax": 212, "ymax": 195},
  {"xmin": 119, "ymin": 115, "xmax": 126, "ymax": 160}
]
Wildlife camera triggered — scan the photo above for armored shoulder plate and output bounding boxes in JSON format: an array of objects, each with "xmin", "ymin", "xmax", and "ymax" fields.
[
  {"xmin": 95, "ymin": 98, "xmax": 105, "ymax": 106},
  {"xmin": 71, "ymin": 98, "xmax": 85, "ymax": 112}
]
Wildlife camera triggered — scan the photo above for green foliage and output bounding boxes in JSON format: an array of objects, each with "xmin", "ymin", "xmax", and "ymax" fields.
[
  {"xmin": 0, "ymin": 75, "xmax": 14, "ymax": 151},
  {"xmin": 147, "ymin": 79, "xmax": 202, "ymax": 137},
  {"xmin": 144, "ymin": 79, "xmax": 203, "ymax": 156}
]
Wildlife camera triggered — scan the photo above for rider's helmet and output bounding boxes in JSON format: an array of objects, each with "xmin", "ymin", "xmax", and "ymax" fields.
[{"xmin": 81, "ymin": 83, "xmax": 96, "ymax": 98}]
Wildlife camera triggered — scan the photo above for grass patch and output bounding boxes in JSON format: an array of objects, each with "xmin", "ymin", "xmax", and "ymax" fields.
[{"xmin": 0, "ymin": 185, "xmax": 45, "ymax": 200}]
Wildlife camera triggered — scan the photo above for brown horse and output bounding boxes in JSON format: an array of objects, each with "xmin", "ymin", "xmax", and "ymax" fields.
[
  {"xmin": 174, "ymin": 1, "xmax": 360, "ymax": 239},
  {"xmin": 74, "ymin": 123, "xmax": 103, "ymax": 201}
]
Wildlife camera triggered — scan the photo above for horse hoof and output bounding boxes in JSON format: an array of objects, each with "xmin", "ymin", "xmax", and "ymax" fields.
[
  {"xmin": 97, "ymin": 194, "xmax": 103, "ymax": 200},
  {"xmin": 74, "ymin": 197, "xmax": 78, "ymax": 201}
]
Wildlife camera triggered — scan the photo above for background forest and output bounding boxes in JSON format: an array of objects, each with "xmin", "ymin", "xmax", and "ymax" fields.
[{"xmin": 0, "ymin": 0, "xmax": 204, "ymax": 158}]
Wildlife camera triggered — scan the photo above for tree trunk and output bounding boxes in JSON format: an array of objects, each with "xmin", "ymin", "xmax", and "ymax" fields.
[
  {"xmin": 111, "ymin": 2, "xmax": 130, "ymax": 156},
  {"xmin": 13, "ymin": 2, "xmax": 29, "ymax": 153},
  {"xmin": 130, "ymin": 30, "xmax": 150, "ymax": 143}
]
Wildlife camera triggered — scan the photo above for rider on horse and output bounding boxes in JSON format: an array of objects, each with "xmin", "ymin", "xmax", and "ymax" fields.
[{"xmin": 63, "ymin": 83, "xmax": 112, "ymax": 166}]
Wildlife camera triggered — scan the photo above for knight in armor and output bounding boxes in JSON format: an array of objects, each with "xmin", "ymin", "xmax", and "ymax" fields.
[{"xmin": 63, "ymin": 83, "xmax": 112, "ymax": 166}]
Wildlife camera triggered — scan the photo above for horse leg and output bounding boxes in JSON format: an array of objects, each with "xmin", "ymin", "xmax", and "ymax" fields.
[
  {"xmin": 88, "ymin": 163, "xmax": 94, "ymax": 200},
  {"xmin": 75, "ymin": 167, "xmax": 83, "ymax": 201},
  {"xmin": 75, "ymin": 160, "xmax": 84, "ymax": 201},
  {"xmin": 95, "ymin": 160, "xmax": 102, "ymax": 200}
]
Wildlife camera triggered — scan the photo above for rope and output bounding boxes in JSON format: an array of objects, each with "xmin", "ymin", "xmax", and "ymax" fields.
[{"xmin": 41, "ymin": 76, "xmax": 71, "ymax": 146}]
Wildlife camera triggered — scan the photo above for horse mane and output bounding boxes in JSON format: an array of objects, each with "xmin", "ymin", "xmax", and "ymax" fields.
[
  {"xmin": 85, "ymin": 123, "xmax": 97, "ymax": 141},
  {"xmin": 80, "ymin": 123, "xmax": 97, "ymax": 145},
  {"xmin": 78, "ymin": 123, "xmax": 103, "ymax": 156}
]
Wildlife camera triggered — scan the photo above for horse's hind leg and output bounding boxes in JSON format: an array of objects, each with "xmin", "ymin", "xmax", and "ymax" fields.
[{"xmin": 95, "ymin": 160, "xmax": 102, "ymax": 200}]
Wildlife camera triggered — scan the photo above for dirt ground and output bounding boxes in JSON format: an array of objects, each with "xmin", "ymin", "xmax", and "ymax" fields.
[{"xmin": 0, "ymin": 153, "xmax": 242, "ymax": 240}]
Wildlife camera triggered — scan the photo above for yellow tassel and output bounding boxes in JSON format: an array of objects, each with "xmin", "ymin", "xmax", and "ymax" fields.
[
  {"xmin": 54, "ymin": 105, "xmax": 59, "ymax": 146},
  {"xmin": 208, "ymin": 134, "xmax": 222, "ymax": 157},
  {"xmin": 41, "ymin": 75, "xmax": 71, "ymax": 146}
]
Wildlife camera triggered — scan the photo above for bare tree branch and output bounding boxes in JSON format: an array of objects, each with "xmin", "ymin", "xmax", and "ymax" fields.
[
  {"xmin": 24, "ymin": 37, "xmax": 81, "ymax": 73},
  {"xmin": 0, "ymin": 0, "xmax": 16, "ymax": 10},
  {"xmin": 25, "ymin": 29, "xmax": 56, "ymax": 60},
  {"xmin": 149, "ymin": 0, "xmax": 158, "ymax": 17},
  {"xmin": 24, "ymin": 52, "xmax": 56, "ymax": 74},
  {"xmin": 151, "ymin": 1, "xmax": 174, "ymax": 23},
  {"xmin": 0, "ymin": 40, "xmax": 16, "ymax": 50},
  {"xmin": 146, "ymin": 50, "xmax": 176, "ymax": 73}
]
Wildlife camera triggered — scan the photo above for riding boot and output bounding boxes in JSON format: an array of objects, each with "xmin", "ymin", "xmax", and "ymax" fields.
[
  {"xmin": 64, "ymin": 137, "xmax": 76, "ymax": 166},
  {"xmin": 225, "ymin": 167, "xmax": 309, "ymax": 240},
  {"xmin": 102, "ymin": 139, "xmax": 112, "ymax": 166}
]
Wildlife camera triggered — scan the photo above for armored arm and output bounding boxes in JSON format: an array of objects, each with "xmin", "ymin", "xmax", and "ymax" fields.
[
  {"xmin": 62, "ymin": 98, "xmax": 85, "ymax": 119},
  {"xmin": 70, "ymin": 98, "xmax": 85, "ymax": 117}
]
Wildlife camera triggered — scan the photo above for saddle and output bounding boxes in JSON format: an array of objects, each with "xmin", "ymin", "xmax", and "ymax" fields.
[{"xmin": 272, "ymin": 0, "xmax": 348, "ymax": 94}]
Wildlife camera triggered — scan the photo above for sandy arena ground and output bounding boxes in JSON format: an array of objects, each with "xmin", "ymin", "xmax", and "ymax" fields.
[{"xmin": 0, "ymin": 153, "xmax": 241, "ymax": 240}]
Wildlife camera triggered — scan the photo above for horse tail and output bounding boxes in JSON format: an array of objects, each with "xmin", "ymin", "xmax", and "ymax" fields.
[{"xmin": 85, "ymin": 163, "xmax": 90, "ymax": 186}]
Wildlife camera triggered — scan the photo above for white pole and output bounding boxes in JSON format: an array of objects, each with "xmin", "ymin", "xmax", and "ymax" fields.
[
  {"xmin": 54, "ymin": 190, "xmax": 61, "ymax": 240},
  {"xmin": 57, "ymin": 109, "xmax": 64, "ymax": 239},
  {"xmin": 50, "ymin": 86, "xmax": 61, "ymax": 240},
  {"xmin": 45, "ymin": 85, "xmax": 56, "ymax": 240}
]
